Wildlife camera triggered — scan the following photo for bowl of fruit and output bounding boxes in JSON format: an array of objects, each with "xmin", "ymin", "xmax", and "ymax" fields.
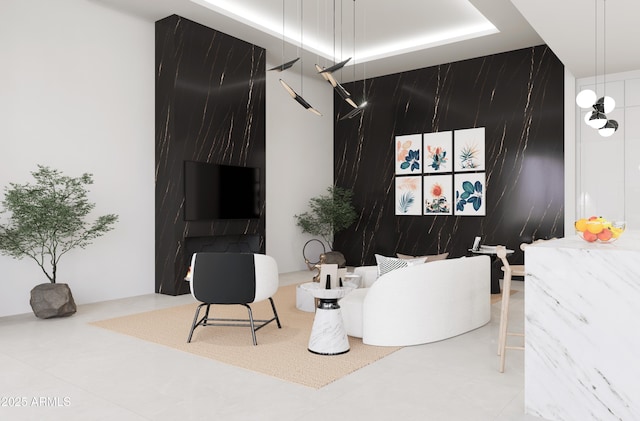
[{"xmin": 574, "ymin": 217, "xmax": 625, "ymax": 243}]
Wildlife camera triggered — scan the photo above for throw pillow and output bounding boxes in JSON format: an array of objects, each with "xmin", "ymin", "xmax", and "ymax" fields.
[
  {"xmin": 426, "ymin": 252, "xmax": 449, "ymax": 262},
  {"xmin": 375, "ymin": 254, "xmax": 425, "ymax": 277},
  {"xmin": 397, "ymin": 252, "xmax": 449, "ymax": 262},
  {"xmin": 396, "ymin": 253, "xmax": 428, "ymax": 262}
]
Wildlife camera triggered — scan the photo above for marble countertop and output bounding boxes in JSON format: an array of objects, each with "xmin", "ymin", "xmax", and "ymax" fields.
[{"xmin": 524, "ymin": 229, "xmax": 640, "ymax": 420}]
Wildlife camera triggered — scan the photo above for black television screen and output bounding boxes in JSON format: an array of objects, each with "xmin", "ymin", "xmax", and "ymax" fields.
[{"xmin": 184, "ymin": 161, "xmax": 260, "ymax": 220}]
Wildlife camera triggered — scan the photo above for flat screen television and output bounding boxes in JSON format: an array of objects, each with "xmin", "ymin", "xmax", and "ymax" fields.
[{"xmin": 183, "ymin": 160, "xmax": 260, "ymax": 220}]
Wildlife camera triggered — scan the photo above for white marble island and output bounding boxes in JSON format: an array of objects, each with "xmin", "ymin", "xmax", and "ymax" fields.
[{"xmin": 525, "ymin": 231, "xmax": 640, "ymax": 421}]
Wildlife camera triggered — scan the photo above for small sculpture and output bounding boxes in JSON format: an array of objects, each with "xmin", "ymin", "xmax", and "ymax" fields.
[
  {"xmin": 305, "ymin": 258, "xmax": 322, "ymax": 283},
  {"xmin": 307, "ymin": 251, "xmax": 347, "ymax": 282}
]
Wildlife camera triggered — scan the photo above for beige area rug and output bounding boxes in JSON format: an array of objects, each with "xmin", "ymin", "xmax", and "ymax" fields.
[{"xmin": 90, "ymin": 284, "xmax": 401, "ymax": 389}]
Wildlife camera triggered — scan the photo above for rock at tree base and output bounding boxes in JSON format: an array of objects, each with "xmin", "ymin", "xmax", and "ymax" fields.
[{"xmin": 30, "ymin": 283, "xmax": 77, "ymax": 319}]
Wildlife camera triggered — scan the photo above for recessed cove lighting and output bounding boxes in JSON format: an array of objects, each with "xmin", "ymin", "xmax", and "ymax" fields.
[
  {"xmin": 191, "ymin": 0, "xmax": 499, "ymax": 65},
  {"xmin": 191, "ymin": 0, "xmax": 283, "ymax": 38},
  {"xmin": 354, "ymin": 23, "xmax": 498, "ymax": 63}
]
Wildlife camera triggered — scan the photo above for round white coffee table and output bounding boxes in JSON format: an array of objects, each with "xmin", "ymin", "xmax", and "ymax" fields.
[
  {"xmin": 344, "ymin": 274, "xmax": 362, "ymax": 288},
  {"xmin": 300, "ymin": 282, "xmax": 354, "ymax": 355}
]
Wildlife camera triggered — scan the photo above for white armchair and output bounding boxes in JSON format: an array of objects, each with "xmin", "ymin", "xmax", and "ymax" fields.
[{"xmin": 187, "ymin": 252, "xmax": 281, "ymax": 345}]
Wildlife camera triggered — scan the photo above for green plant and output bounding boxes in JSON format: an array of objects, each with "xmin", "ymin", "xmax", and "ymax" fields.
[
  {"xmin": 295, "ymin": 186, "xmax": 357, "ymax": 250},
  {"xmin": 0, "ymin": 165, "xmax": 118, "ymax": 283}
]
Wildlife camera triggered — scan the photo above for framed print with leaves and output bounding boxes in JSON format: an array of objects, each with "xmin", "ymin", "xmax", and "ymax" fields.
[
  {"xmin": 423, "ymin": 174, "xmax": 452, "ymax": 215},
  {"xmin": 395, "ymin": 176, "xmax": 422, "ymax": 215},
  {"xmin": 454, "ymin": 127, "xmax": 485, "ymax": 172},
  {"xmin": 454, "ymin": 172, "xmax": 486, "ymax": 216},
  {"xmin": 423, "ymin": 131, "xmax": 452, "ymax": 173},
  {"xmin": 395, "ymin": 134, "xmax": 422, "ymax": 175}
]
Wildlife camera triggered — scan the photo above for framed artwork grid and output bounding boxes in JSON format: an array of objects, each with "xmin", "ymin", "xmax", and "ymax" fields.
[{"xmin": 394, "ymin": 127, "xmax": 486, "ymax": 217}]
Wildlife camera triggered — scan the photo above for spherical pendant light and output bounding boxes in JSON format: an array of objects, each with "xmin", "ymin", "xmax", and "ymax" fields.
[
  {"xmin": 599, "ymin": 119, "xmax": 619, "ymax": 137},
  {"xmin": 595, "ymin": 96, "xmax": 615, "ymax": 113},
  {"xmin": 576, "ymin": 89, "xmax": 597, "ymax": 108},
  {"xmin": 585, "ymin": 110, "xmax": 608, "ymax": 129}
]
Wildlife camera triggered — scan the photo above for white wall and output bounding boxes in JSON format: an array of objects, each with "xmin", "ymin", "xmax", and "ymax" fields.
[
  {"xmin": 265, "ymin": 50, "xmax": 334, "ymax": 273},
  {"xmin": 0, "ymin": 0, "xmax": 333, "ymax": 317},
  {"xmin": 565, "ymin": 69, "xmax": 577, "ymax": 234},
  {"xmin": 576, "ymin": 69, "xmax": 640, "ymax": 228},
  {"xmin": 0, "ymin": 0, "xmax": 155, "ymax": 317}
]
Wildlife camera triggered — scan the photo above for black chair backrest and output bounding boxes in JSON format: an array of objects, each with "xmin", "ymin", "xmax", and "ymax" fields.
[{"xmin": 191, "ymin": 253, "xmax": 256, "ymax": 304}]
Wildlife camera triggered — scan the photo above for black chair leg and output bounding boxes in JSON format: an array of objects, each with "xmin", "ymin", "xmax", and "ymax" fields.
[
  {"xmin": 269, "ymin": 298, "xmax": 282, "ymax": 328},
  {"xmin": 188, "ymin": 301, "xmax": 279, "ymax": 346},
  {"xmin": 243, "ymin": 304, "xmax": 258, "ymax": 345},
  {"xmin": 202, "ymin": 304, "xmax": 211, "ymax": 326},
  {"xmin": 187, "ymin": 303, "xmax": 209, "ymax": 343}
]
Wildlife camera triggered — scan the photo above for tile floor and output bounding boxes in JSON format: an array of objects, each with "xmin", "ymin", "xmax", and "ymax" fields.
[{"xmin": 0, "ymin": 272, "xmax": 548, "ymax": 421}]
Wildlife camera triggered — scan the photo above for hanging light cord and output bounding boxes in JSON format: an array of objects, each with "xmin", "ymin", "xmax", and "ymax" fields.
[
  {"xmin": 603, "ymin": 0, "xmax": 607, "ymax": 98},
  {"xmin": 281, "ymin": 0, "xmax": 285, "ymax": 63},
  {"xmin": 333, "ymin": 0, "xmax": 336, "ymax": 65},
  {"xmin": 361, "ymin": 0, "xmax": 367, "ymax": 102},
  {"xmin": 340, "ymin": 0, "xmax": 344, "ymax": 76},
  {"xmin": 353, "ymin": 0, "xmax": 356, "ymax": 82},
  {"xmin": 300, "ymin": 0, "xmax": 303, "ymax": 94},
  {"xmin": 595, "ymin": 0, "xmax": 598, "ymax": 97}
]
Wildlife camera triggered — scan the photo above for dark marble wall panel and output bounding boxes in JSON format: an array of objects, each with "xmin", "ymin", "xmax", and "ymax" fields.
[
  {"xmin": 156, "ymin": 15, "xmax": 266, "ymax": 295},
  {"xmin": 334, "ymin": 45, "xmax": 564, "ymax": 267}
]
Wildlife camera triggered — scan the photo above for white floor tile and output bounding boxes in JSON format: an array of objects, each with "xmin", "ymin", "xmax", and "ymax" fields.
[{"xmin": 0, "ymin": 275, "xmax": 550, "ymax": 420}]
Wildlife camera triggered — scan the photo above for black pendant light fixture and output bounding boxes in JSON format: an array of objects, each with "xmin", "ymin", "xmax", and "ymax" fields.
[
  {"xmin": 278, "ymin": 0, "xmax": 321, "ymax": 116},
  {"xmin": 316, "ymin": 63, "xmax": 358, "ymax": 109},
  {"xmin": 269, "ymin": 0, "xmax": 300, "ymax": 72},
  {"xmin": 269, "ymin": 57, "xmax": 300, "ymax": 72},
  {"xmin": 339, "ymin": 104, "xmax": 366, "ymax": 120},
  {"xmin": 318, "ymin": 57, "xmax": 351, "ymax": 74},
  {"xmin": 279, "ymin": 79, "xmax": 322, "ymax": 115},
  {"xmin": 339, "ymin": 0, "xmax": 367, "ymax": 121},
  {"xmin": 316, "ymin": 0, "xmax": 359, "ymax": 111},
  {"xmin": 576, "ymin": 0, "xmax": 618, "ymax": 137}
]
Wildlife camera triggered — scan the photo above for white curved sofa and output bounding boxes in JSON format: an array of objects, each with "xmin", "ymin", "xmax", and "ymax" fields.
[{"xmin": 340, "ymin": 255, "xmax": 491, "ymax": 346}]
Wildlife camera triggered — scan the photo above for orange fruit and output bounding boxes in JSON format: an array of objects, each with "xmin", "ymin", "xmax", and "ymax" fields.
[
  {"xmin": 582, "ymin": 231, "xmax": 598, "ymax": 242},
  {"xmin": 586, "ymin": 221, "xmax": 603, "ymax": 234},
  {"xmin": 597, "ymin": 229, "xmax": 613, "ymax": 242},
  {"xmin": 574, "ymin": 218, "xmax": 588, "ymax": 232}
]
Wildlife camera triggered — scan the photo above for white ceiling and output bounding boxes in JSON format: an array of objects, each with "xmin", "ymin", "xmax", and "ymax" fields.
[
  {"xmin": 91, "ymin": 0, "xmax": 640, "ymax": 82},
  {"xmin": 510, "ymin": 0, "xmax": 640, "ymax": 79}
]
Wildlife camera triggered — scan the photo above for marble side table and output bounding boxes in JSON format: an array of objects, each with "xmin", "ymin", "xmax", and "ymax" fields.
[{"xmin": 300, "ymin": 282, "xmax": 354, "ymax": 355}]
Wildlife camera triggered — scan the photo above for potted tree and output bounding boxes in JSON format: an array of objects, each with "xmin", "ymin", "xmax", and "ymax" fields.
[
  {"xmin": 0, "ymin": 165, "xmax": 118, "ymax": 318},
  {"xmin": 295, "ymin": 186, "xmax": 357, "ymax": 268}
]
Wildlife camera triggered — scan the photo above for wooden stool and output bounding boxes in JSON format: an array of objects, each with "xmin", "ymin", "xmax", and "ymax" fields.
[{"xmin": 496, "ymin": 245, "xmax": 524, "ymax": 373}]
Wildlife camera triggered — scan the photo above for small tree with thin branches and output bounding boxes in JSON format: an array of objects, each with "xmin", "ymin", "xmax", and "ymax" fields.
[
  {"xmin": 294, "ymin": 186, "xmax": 357, "ymax": 250},
  {"xmin": 0, "ymin": 165, "xmax": 118, "ymax": 283}
]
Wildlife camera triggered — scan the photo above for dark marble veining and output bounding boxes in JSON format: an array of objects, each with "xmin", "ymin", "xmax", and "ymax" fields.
[
  {"xmin": 155, "ymin": 15, "xmax": 266, "ymax": 295},
  {"xmin": 334, "ymin": 45, "xmax": 564, "ymax": 266}
]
